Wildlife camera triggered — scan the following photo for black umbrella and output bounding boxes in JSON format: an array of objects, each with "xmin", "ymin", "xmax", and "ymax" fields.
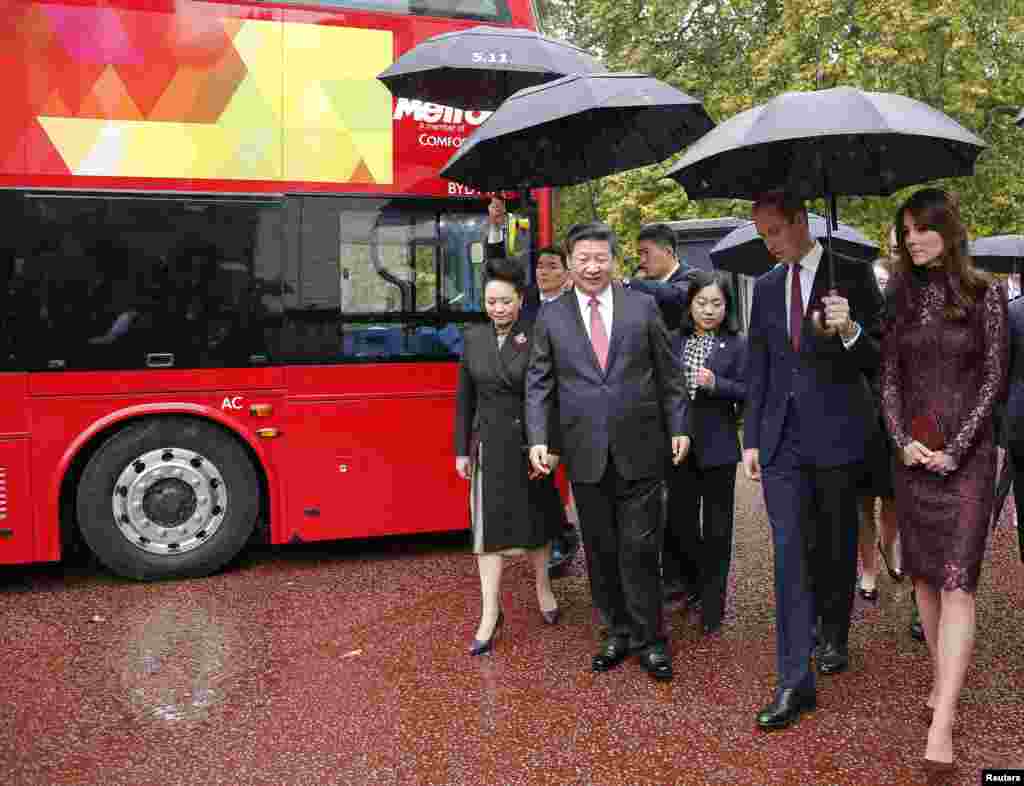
[
  {"xmin": 377, "ymin": 26, "xmax": 605, "ymax": 111},
  {"xmin": 711, "ymin": 214, "xmax": 879, "ymax": 276},
  {"xmin": 969, "ymin": 235, "xmax": 1024, "ymax": 274},
  {"xmin": 440, "ymin": 73, "xmax": 714, "ymax": 191},
  {"xmin": 666, "ymin": 87, "xmax": 986, "ymax": 287}
]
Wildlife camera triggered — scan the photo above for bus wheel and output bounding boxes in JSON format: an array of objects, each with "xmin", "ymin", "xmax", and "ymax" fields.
[{"xmin": 76, "ymin": 417, "xmax": 259, "ymax": 580}]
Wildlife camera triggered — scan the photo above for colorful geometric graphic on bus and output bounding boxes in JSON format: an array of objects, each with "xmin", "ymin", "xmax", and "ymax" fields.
[{"xmin": 2, "ymin": 3, "xmax": 393, "ymax": 184}]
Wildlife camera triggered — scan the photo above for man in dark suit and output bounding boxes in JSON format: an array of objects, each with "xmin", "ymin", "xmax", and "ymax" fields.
[
  {"xmin": 622, "ymin": 222, "xmax": 699, "ymax": 334},
  {"xmin": 621, "ymin": 223, "xmax": 702, "ymax": 602},
  {"xmin": 520, "ymin": 246, "xmax": 571, "ymax": 322},
  {"xmin": 744, "ymin": 191, "xmax": 883, "ymax": 729},
  {"xmin": 526, "ymin": 222, "xmax": 689, "ymax": 681},
  {"xmin": 1005, "ymin": 295, "xmax": 1024, "ymax": 563}
]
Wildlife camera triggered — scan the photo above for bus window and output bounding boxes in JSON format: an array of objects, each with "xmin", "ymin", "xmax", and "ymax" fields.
[
  {"xmin": 10, "ymin": 195, "xmax": 283, "ymax": 371},
  {"xmin": 281, "ymin": 196, "xmax": 488, "ymax": 362}
]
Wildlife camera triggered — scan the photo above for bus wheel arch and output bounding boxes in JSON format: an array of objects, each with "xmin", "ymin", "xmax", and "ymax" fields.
[{"xmin": 69, "ymin": 415, "xmax": 267, "ymax": 580}]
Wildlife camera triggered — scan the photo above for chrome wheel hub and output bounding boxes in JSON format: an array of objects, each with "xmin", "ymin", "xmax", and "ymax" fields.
[{"xmin": 112, "ymin": 448, "xmax": 228, "ymax": 555}]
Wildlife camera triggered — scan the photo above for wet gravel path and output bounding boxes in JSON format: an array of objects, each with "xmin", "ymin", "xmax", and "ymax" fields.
[{"xmin": 2, "ymin": 472, "xmax": 1022, "ymax": 786}]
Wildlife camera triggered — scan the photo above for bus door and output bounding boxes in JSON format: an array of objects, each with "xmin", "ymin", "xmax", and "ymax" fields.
[
  {"xmin": 0, "ymin": 248, "xmax": 33, "ymax": 563},
  {"xmin": 280, "ymin": 197, "xmax": 487, "ymax": 543}
]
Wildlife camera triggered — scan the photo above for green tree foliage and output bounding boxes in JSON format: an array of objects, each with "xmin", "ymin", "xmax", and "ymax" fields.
[{"xmin": 538, "ymin": 0, "xmax": 1024, "ymax": 267}]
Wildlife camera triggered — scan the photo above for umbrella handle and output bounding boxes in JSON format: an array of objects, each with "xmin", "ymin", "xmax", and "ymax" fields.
[{"xmin": 810, "ymin": 287, "xmax": 841, "ymax": 338}]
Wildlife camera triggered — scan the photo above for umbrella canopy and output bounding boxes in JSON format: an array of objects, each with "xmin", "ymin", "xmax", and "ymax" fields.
[
  {"xmin": 968, "ymin": 235, "xmax": 1024, "ymax": 274},
  {"xmin": 666, "ymin": 87, "xmax": 987, "ymax": 200},
  {"xmin": 377, "ymin": 26, "xmax": 605, "ymax": 111},
  {"xmin": 440, "ymin": 73, "xmax": 714, "ymax": 191},
  {"xmin": 711, "ymin": 214, "xmax": 879, "ymax": 276}
]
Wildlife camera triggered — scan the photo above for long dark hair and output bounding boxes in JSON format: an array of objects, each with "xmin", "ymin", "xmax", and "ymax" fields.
[
  {"xmin": 681, "ymin": 269, "xmax": 739, "ymax": 335},
  {"xmin": 889, "ymin": 188, "xmax": 990, "ymax": 326}
]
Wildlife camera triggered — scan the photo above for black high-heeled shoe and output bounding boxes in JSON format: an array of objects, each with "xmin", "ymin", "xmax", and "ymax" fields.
[
  {"xmin": 878, "ymin": 541, "xmax": 904, "ymax": 582},
  {"xmin": 469, "ymin": 611, "xmax": 503, "ymax": 656}
]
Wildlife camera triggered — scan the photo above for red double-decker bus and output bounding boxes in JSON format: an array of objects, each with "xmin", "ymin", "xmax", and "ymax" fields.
[{"xmin": 0, "ymin": 0, "xmax": 553, "ymax": 579}]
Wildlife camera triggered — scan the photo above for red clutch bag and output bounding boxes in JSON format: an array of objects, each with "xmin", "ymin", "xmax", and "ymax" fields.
[{"xmin": 910, "ymin": 413, "xmax": 945, "ymax": 452}]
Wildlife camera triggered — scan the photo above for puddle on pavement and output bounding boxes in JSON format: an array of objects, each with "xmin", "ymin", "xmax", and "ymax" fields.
[{"xmin": 113, "ymin": 597, "xmax": 263, "ymax": 724}]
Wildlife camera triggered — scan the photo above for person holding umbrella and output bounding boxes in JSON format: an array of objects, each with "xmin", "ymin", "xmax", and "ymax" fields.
[
  {"xmin": 855, "ymin": 255, "xmax": 902, "ymax": 604},
  {"xmin": 622, "ymin": 223, "xmax": 698, "ymax": 336},
  {"xmin": 880, "ymin": 188, "xmax": 1008, "ymax": 776},
  {"xmin": 526, "ymin": 222, "xmax": 689, "ymax": 681},
  {"xmin": 743, "ymin": 190, "xmax": 884, "ymax": 730},
  {"xmin": 1006, "ymin": 294, "xmax": 1024, "ymax": 563},
  {"xmin": 620, "ymin": 223, "xmax": 700, "ymax": 603}
]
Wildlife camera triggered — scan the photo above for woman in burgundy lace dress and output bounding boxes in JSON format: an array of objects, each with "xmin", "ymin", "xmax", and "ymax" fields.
[{"xmin": 880, "ymin": 189, "xmax": 1008, "ymax": 777}]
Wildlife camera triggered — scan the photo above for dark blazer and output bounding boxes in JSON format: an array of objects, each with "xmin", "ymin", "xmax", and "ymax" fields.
[
  {"xmin": 626, "ymin": 263, "xmax": 699, "ymax": 333},
  {"xmin": 1005, "ymin": 296, "xmax": 1024, "ymax": 444},
  {"xmin": 743, "ymin": 252, "xmax": 884, "ymax": 468},
  {"xmin": 519, "ymin": 284, "xmax": 542, "ymax": 323},
  {"xmin": 454, "ymin": 319, "xmax": 563, "ymax": 551},
  {"xmin": 526, "ymin": 284, "xmax": 687, "ymax": 483},
  {"xmin": 676, "ymin": 331, "xmax": 748, "ymax": 468}
]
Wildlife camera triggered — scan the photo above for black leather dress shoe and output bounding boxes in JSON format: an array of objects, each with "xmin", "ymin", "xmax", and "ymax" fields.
[
  {"xmin": 637, "ymin": 647, "xmax": 673, "ymax": 681},
  {"xmin": 817, "ymin": 642, "xmax": 849, "ymax": 675},
  {"xmin": 756, "ymin": 688, "xmax": 816, "ymax": 730},
  {"xmin": 592, "ymin": 636, "xmax": 629, "ymax": 672},
  {"xmin": 662, "ymin": 581, "xmax": 688, "ymax": 602}
]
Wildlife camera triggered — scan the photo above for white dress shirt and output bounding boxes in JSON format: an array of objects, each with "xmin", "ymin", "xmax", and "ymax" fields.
[
  {"xmin": 784, "ymin": 241, "xmax": 860, "ymax": 348},
  {"xmin": 575, "ymin": 284, "xmax": 613, "ymax": 342},
  {"xmin": 487, "ymin": 223, "xmax": 504, "ymax": 244}
]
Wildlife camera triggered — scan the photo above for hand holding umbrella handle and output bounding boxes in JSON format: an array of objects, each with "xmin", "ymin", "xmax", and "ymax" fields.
[{"xmin": 810, "ymin": 288, "xmax": 840, "ymax": 337}]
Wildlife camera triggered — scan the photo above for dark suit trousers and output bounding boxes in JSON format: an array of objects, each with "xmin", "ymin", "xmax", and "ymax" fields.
[
  {"xmin": 1009, "ymin": 441, "xmax": 1024, "ymax": 561},
  {"xmin": 664, "ymin": 458, "xmax": 737, "ymax": 627},
  {"xmin": 573, "ymin": 455, "xmax": 665, "ymax": 650},
  {"xmin": 761, "ymin": 406, "xmax": 862, "ymax": 691}
]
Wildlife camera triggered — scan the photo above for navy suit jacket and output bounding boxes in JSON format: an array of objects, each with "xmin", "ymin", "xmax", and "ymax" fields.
[
  {"xmin": 626, "ymin": 263, "xmax": 699, "ymax": 333},
  {"xmin": 743, "ymin": 253, "xmax": 884, "ymax": 468},
  {"xmin": 526, "ymin": 284, "xmax": 687, "ymax": 483},
  {"xmin": 1005, "ymin": 297, "xmax": 1024, "ymax": 444},
  {"xmin": 676, "ymin": 331, "xmax": 747, "ymax": 468},
  {"xmin": 520, "ymin": 285, "xmax": 542, "ymax": 323}
]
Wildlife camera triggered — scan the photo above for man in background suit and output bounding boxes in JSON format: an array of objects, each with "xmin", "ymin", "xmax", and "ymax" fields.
[
  {"xmin": 622, "ymin": 222, "xmax": 699, "ymax": 335},
  {"xmin": 526, "ymin": 222, "xmax": 689, "ymax": 681},
  {"xmin": 521, "ymin": 246, "xmax": 572, "ymax": 322},
  {"xmin": 744, "ymin": 190, "xmax": 883, "ymax": 729},
  {"xmin": 621, "ymin": 223, "xmax": 702, "ymax": 603},
  {"xmin": 1004, "ymin": 295, "xmax": 1024, "ymax": 563}
]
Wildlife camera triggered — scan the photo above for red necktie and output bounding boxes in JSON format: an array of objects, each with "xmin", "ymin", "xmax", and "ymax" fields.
[
  {"xmin": 790, "ymin": 263, "xmax": 803, "ymax": 352},
  {"xmin": 589, "ymin": 297, "xmax": 609, "ymax": 370}
]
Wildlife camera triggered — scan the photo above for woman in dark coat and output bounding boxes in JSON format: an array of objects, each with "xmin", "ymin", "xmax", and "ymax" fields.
[
  {"xmin": 454, "ymin": 257, "xmax": 565, "ymax": 655},
  {"xmin": 666, "ymin": 269, "xmax": 747, "ymax": 634},
  {"xmin": 880, "ymin": 188, "xmax": 1008, "ymax": 776}
]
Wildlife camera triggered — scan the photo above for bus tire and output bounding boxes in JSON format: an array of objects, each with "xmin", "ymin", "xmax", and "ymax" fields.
[{"xmin": 75, "ymin": 416, "xmax": 260, "ymax": 580}]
